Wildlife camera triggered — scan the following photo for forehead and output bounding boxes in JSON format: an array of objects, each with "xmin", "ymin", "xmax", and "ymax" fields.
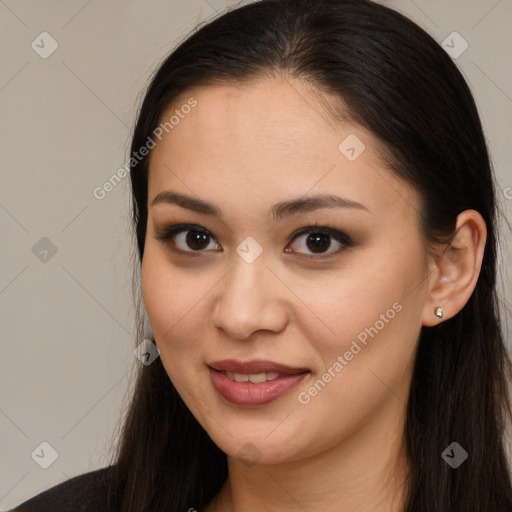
[
  {"xmin": 147, "ymin": 77, "xmax": 419, "ymax": 224},
  {"xmin": 158, "ymin": 76, "xmax": 351, "ymax": 160}
]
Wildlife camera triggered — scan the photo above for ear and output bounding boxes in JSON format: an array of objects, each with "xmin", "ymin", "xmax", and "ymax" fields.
[{"xmin": 421, "ymin": 209, "xmax": 487, "ymax": 327}]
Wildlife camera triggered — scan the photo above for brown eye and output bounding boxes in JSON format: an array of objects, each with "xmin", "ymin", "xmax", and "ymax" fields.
[
  {"xmin": 180, "ymin": 230, "xmax": 212, "ymax": 251},
  {"xmin": 154, "ymin": 224, "xmax": 220, "ymax": 254},
  {"xmin": 286, "ymin": 225, "xmax": 353, "ymax": 258},
  {"xmin": 300, "ymin": 232, "xmax": 332, "ymax": 253}
]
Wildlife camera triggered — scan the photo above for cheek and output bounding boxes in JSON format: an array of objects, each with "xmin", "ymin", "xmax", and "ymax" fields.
[
  {"xmin": 294, "ymin": 244, "xmax": 425, "ymax": 406},
  {"xmin": 290, "ymin": 279, "xmax": 419, "ymax": 452},
  {"xmin": 141, "ymin": 247, "xmax": 212, "ymax": 357},
  {"xmin": 294, "ymin": 257, "xmax": 407, "ymax": 350},
  {"xmin": 141, "ymin": 252, "xmax": 173, "ymax": 336}
]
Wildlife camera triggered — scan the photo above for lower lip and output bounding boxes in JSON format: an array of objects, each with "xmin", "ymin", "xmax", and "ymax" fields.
[{"xmin": 209, "ymin": 367, "xmax": 309, "ymax": 406}]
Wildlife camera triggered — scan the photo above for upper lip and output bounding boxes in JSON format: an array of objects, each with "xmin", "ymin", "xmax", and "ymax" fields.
[{"xmin": 208, "ymin": 359, "xmax": 310, "ymax": 375}]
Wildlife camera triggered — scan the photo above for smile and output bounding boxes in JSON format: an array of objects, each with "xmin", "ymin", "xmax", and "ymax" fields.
[{"xmin": 208, "ymin": 366, "xmax": 310, "ymax": 406}]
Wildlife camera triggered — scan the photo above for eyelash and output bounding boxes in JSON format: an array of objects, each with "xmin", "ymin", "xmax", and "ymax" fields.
[{"xmin": 154, "ymin": 222, "xmax": 354, "ymax": 260}]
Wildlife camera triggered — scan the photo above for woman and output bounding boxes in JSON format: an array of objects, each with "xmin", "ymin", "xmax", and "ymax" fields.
[{"xmin": 12, "ymin": 0, "xmax": 512, "ymax": 511}]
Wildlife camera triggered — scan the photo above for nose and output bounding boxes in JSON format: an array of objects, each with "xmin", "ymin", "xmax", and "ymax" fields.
[{"xmin": 211, "ymin": 254, "xmax": 288, "ymax": 340}]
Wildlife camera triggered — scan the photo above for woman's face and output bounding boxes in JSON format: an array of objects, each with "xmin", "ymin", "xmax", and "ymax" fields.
[{"xmin": 141, "ymin": 76, "xmax": 433, "ymax": 466}]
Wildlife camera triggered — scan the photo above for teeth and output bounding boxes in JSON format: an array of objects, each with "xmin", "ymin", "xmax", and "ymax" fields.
[
  {"xmin": 223, "ymin": 371, "xmax": 281, "ymax": 382},
  {"xmin": 248, "ymin": 373, "xmax": 266, "ymax": 383}
]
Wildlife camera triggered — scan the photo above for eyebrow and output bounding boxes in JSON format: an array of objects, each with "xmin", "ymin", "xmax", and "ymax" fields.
[{"xmin": 150, "ymin": 190, "xmax": 370, "ymax": 221}]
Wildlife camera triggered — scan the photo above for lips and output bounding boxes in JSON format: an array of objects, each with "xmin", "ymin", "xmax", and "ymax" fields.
[{"xmin": 208, "ymin": 359, "xmax": 311, "ymax": 406}]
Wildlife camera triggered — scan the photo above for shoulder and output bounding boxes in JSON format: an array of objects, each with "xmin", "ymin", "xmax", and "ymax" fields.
[{"xmin": 9, "ymin": 465, "xmax": 115, "ymax": 512}]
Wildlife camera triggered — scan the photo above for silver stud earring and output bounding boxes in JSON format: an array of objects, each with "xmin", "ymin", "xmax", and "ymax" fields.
[{"xmin": 434, "ymin": 306, "xmax": 444, "ymax": 319}]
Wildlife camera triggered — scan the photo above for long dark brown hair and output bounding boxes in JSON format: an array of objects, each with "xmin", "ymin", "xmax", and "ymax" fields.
[{"xmin": 106, "ymin": 0, "xmax": 512, "ymax": 510}]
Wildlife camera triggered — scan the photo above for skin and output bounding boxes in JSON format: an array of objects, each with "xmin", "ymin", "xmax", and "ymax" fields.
[{"xmin": 140, "ymin": 75, "xmax": 487, "ymax": 512}]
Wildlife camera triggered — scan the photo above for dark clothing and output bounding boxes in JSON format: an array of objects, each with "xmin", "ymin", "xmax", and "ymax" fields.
[{"xmin": 9, "ymin": 466, "xmax": 113, "ymax": 512}]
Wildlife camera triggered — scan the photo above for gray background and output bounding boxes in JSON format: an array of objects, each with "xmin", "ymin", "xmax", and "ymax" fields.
[{"xmin": 1, "ymin": 0, "xmax": 511, "ymax": 508}]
